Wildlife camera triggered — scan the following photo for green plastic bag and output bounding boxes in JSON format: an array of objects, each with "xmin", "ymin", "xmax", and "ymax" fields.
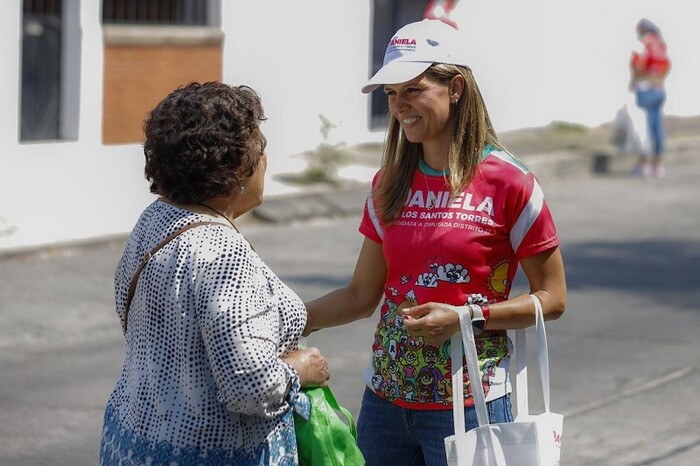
[{"xmin": 294, "ymin": 386, "xmax": 365, "ymax": 466}]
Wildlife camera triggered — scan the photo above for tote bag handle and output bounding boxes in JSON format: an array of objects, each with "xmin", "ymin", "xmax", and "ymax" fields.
[
  {"xmin": 450, "ymin": 310, "xmax": 503, "ymax": 462},
  {"xmin": 450, "ymin": 309, "xmax": 489, "ymax": 433},
  {"xmin": 514, "ymin": 294, "xmax": 552, "ymax": 417},
  {"xmin": 450, "ymin": 294, "xmax": 552, "ymax": 434}
]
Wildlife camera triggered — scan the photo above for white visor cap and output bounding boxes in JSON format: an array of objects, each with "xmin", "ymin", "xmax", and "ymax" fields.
[{"xmin": 362, "ymin": 19, "xmax": 471, "ymax": 94}]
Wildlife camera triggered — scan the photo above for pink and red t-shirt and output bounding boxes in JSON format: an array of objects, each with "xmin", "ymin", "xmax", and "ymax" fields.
[
  {"xmin": 359, "ymin": 146, "xmax": 559, "ymax": 410},
  {"xmin": 631, "ymin": 32, "xmax": 670, "ymax": 77}
]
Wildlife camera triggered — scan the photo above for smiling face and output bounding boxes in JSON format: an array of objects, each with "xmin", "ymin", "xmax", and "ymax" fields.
[{"xmin": 384, "ymin": 73, "xmax": 457, "ymax": 153}]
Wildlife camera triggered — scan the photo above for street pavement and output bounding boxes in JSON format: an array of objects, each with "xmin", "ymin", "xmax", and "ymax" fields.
[
  {"xmin": 253, "ymin": 159, "xmax": 700, "ymax": 465},
  {"xmin": 1, "ymin": 138, "xmax": 699, "ymax": 465}
]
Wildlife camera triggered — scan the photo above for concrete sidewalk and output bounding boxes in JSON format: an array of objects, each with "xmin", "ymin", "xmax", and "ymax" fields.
[
  {"xmin": 1, "ymin": 134, "xmax": 698, "ymax": 260},
  {"xmin": 251, "ymin": 135, "xmax": 700, "ymax": 224}
]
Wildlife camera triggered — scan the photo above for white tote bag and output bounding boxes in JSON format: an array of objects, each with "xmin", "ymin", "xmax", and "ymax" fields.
[{"xmin": 444, "ymin": 295, "xmax": 563, "ymax": 465}]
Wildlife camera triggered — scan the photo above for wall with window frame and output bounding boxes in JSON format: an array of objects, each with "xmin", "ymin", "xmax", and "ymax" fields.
[
  {"xmin": 0, "ymin": 1, "xmax": 381, "ymax": 253},
  {"xmin": 101, "ymin": 0, "xmax": 223, "ymax": 144},
  {"xmin": 102, "ymin": 25, "xmax": 223, "ymax": 144}
]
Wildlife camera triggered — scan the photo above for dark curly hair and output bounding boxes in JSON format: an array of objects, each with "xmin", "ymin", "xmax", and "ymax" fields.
[{"xmin": 143, "ymin": 81, "xmax": 266, "ymax": 204}]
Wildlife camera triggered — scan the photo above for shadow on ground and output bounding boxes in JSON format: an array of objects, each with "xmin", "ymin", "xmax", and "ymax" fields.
[
  {"xmin": 561, "ymin": 238, "xmax": 700, "ymax": 310},
  {"xmin": 279, "ymin": 238, "xmax": 700, "ymax": 313}
]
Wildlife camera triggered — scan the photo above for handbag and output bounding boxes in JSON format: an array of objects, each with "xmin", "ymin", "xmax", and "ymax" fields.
[
  {"xmin": 294, "ymin": 385, "xmax": 365, "ymax": 466},
  {"xmin": 444, "ymin": 294, "xmax": 564, "ymax": 465}
]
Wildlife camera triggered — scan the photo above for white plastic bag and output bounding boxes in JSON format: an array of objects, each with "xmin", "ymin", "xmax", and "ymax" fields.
[{"xmin": 612, "ymin": 92, "xmax": 651, "ymax": 157}]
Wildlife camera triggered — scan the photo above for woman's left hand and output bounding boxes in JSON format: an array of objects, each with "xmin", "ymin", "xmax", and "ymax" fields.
[{"xmin": 400, "ymin": 303, "xmax": 461, "ymax": 346}]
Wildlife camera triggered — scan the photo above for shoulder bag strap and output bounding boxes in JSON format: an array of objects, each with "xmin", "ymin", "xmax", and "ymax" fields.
[{"xmin": 122, "ymin": 221, "xmax": 231, "ymax": 333}]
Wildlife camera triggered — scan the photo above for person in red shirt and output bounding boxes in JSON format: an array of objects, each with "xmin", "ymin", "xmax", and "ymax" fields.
[
  {"xmin": 630, "ymin": 18, "xmax": 671, "ymax": 177},
  {"xmin": 303, "ymin": 19, "xmax": 567, "ymax": 466}
]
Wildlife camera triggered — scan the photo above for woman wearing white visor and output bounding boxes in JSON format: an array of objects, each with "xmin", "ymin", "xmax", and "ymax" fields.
[{"xmin": 305, "ymin": 19, "xmax": 567, "ymax": 466}]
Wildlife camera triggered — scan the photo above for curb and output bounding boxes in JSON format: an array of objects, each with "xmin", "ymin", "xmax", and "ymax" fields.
[
  {"xmin": 251, "ymin": 183, "xmax": 370, "ymax": 224},
  {"xmin": 253, "ymin": 135, "xmax": 700, "ymax": 224},
  {"xmin": 1, "ymin": 136, "xmax": 697, "ymax": 260},
  {"xmin": 0, "ymin": 234, "xmax": 129, "ymax": 263}
]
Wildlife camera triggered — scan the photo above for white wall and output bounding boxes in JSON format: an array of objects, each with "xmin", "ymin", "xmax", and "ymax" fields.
[
  {"xmin": 1, "ymin": 0, "xmax": 698, "ymax": 252},
  {"xmin": 0, "ymin": 1, "xmax": 152, "ymax": 252},
  {"xmin": 0, "ymin": 1, "xmax": 379, "ymax": 252},
  {"xmin": 452, "ymin": 0, "xmax": 699, "ymax": 132},
  {"xmin": 222, "ymin": 1, "xmax": 381, "ymax": 179},
  {"xmin": 0, "ymin": 1, "xmax": 21, "ymax": 144}
]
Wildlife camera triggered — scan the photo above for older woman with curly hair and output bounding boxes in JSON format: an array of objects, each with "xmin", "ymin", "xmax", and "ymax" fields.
[{"xmin": 100, "ymin": 82, "xmax": 330, "ymax": 465}]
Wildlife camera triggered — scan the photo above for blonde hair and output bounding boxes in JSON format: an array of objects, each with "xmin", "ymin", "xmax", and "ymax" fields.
[{"xmin": 375, "ymin": 64, "xmax": 502, "ymax": 224}]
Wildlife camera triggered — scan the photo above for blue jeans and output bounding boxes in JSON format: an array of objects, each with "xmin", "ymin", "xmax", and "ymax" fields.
[
  {"xmin": 635, "ymin": 88, "xmax": 666, "ymax": 156},
  {"xmin": 357, "ymin": 388, "xmax": 514, "ymax": 466}
]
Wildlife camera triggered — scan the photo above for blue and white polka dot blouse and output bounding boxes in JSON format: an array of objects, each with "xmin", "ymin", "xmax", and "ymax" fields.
[{"xmin": 100, "ymin": 199, "xmax": 309, "ymax": 465}]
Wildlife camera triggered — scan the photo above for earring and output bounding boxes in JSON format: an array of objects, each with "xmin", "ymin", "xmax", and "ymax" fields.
[{"xmin": 239, "ymin": 185, "xmax": 245, "ymax": 193}]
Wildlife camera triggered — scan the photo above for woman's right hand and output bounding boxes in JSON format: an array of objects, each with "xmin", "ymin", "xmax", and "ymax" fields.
[{"xmin": 284, "ymin": 347, "xmax": 330, "ymax": 387}]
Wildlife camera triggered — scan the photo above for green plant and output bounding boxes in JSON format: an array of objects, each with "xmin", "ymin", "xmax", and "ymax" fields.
[
  {"xmin": 300, "ymin": 115, "xmax": 350, "ymax": 184},
  {"xmin": 549, "ymin": 120, "xmax": 588, "ymax": 133}
]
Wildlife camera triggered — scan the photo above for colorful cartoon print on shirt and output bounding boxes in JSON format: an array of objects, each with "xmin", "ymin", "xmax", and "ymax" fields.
[
  {"xmin": 371, "ymin": 282, "xmax": 508, "ymax": 406},
  {"xmin": 416, "ymin": 256, "xmax": 470, "ymax": 289},
  {"xmin": 400, "ymin": 349, "xmax": 421, "ymax": 401},
  {"xmin": 488, "ymin": 259, "xmax": 511, "ymax": 297},
  {"xmin": 480, "ymin": 360, "xmax": 497, "ymax": 393},
  {"xmin": 466, "ymin": 293, "xmax": 489, "ymax": 306},
  {"xmin": 470, "ymin": 333, "xmax": 508, "ymax": 398},
  {"xmin": 417, "ymin": 345, "xmax": 446, "ymax": 402},
  {"xmin": 381, "ymin": 302, "xmax": 406, "ymax": 361}
]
